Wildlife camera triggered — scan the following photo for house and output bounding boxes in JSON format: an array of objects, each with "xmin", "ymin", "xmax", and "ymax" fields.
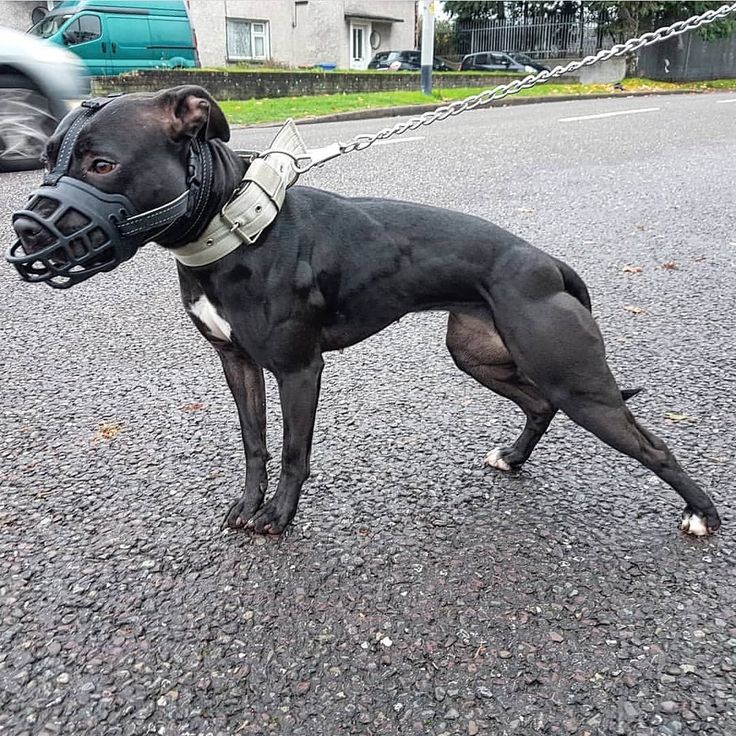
[
  {"xmin": 188, "ymin": 0, "xmax": 416, "ymax": 69},
  {"xmin": 0, "ymin": 1, "xmax": 416, "ymax": 70}
]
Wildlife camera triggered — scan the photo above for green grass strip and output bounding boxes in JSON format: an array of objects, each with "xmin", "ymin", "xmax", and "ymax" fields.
[{"xmin": 218, "ymin": 78, "xmax": 736, "ymax": 126}]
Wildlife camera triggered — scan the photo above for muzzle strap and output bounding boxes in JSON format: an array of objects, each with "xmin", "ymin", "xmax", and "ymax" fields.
[
  {"xmin": 45, "ymin": 97, "xmax": 120, "ymax": 185},
  {"xmin": 118, "ymin": 191, "xmax": 191, "ymax": 238}
]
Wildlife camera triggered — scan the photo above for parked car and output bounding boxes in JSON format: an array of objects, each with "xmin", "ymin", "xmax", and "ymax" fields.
[
  {"xmin": 460, "ymin": 51, "xmax": 543, "ymax": 73},
  {"xmin": 504, "ymin": 52, "xmax": 550, "ymax": 73},
  {"xmin": 0, "ymin": 26, "xmax": 87, "ymax": 172},
  {"xmin": 368, "ymin": 50, "xmax": 454, "ymax": 72},
  {"xmin": 27, "ymin": 0, "xmax": 198, "ymax": 76}
]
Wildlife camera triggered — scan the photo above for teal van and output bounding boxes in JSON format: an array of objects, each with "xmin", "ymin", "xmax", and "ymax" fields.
[{"xmin": 28, "ymin": 0, "xmax": 198, "ymax": 76}]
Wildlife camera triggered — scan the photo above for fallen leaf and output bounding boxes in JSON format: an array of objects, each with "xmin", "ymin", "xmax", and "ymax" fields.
[
  {"xmin": 517, "ymin": 207, "xmax": 535, "ymax": 213},
  {"xmin": 661, "ymin": 261, "xmax": 680, "ymax": 270},
  {"xmin": 92, "ymin": 422, "xmax": 123, "ymax": 442},
  {"xmin": 665, "ymin": 412, "xmax": 696, "ymax": 423},
  {"xmin": 181, "ymin": 402, "xmax": 206, "ymax": 412},
  {"xmin": 623, "ymin": 265, "xmax": 644, "ymax": 274},
  {"xmin": 624, "ymin": 305, "xmax": 645, "ymax": 315},
  {"xmin": 635, "ymin": 223, "xmax": 646, "ymax": 230},
  {"xmin": 693, "ymin": 255, "xmax": 706, "ymax": 262}
]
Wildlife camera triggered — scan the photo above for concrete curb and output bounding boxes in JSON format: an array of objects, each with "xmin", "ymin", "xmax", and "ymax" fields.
[{"xmin": 235, "ymin": 88, "xmax": 727, "ymax": 129}]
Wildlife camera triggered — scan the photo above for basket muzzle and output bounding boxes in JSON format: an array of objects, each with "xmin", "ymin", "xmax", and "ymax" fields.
[
  {"xmin": 8, "ymin": 177, "xmax": 142, "ymax": 289},
  {"xmin": 6, "ymin": 95, "xmax": 210, "ymax": 289}
]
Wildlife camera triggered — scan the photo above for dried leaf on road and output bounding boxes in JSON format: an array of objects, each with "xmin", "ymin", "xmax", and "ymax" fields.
[
  {"xmin": 92, "ymin": 422, "xmax": 123, "ymax": 442},
  {"xmin": 661, "ymin": 261, "xmax": 680, "ymax": 270},
  {"xmin": 623, "ymin": 265, "xmax": 644, "ymax": 274},
  {"xmin": 624, "ymin": 305, "xmax": 645, "ymax": 315},
  {"xmin": 181, "ymin": 402, "xmax": 206, "ymax": 412}
]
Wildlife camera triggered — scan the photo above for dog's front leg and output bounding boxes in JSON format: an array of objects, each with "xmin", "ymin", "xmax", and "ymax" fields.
[
  {"xmin": 218, "ymin": 350, "xmax": 269, "ymax": 529},
  {"xmin": 247, "ymin": 358, "xmax": 324, "ymax": 535}
]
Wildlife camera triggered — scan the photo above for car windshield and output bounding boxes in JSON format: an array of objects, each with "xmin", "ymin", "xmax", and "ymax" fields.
[
  {"xmin": 509, "ymin": 53, "xmax": 534, "ymax": 65},
  {"xmin": 28, "ymin": 14, "xmax": 73, "ymax": 39}
]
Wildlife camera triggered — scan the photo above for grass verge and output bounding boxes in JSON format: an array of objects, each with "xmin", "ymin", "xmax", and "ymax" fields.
[{"xmin": 218, "ymin": 77, "xmax": 736, "ymax": 126}]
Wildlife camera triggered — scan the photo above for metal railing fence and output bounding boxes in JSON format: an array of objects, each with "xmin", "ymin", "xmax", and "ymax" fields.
[{"xmin": 456, "ymin": 18, "xmax": 607, "ymax": 59}]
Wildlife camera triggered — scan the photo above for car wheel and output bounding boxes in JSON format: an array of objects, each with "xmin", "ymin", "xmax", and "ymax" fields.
[{"xmin": 0, "ymin": 74, "xmax": 58, "ymax": 173}]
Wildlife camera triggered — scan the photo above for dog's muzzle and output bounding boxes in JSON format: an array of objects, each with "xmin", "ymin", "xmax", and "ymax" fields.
[
  {"xmin": 6, "ymin": 96, "xmax": 208, "ymax": 289},
  {"xmin": 8, "ymin": 177, "xmax": 168, "ymax": 288}
]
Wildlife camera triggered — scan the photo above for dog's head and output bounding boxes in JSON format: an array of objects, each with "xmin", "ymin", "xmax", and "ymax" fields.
[{"xmin": 9, "ymin": 86, "xmax": 230, "ymax": 288}]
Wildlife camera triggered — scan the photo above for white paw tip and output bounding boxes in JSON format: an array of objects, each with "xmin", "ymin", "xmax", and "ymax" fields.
[
  {"xmin": 681, "ymin": 513, "xmax": 708, "ymax": 537},
  {"xmin": 485, "ymin": 448, "xmax": 512, "ymax": 471}
]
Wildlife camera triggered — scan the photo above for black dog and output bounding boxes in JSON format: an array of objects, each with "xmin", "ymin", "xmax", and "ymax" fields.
[{"xmin": 11, "ymin": 86, "xmax": 721, "ymax": 536}]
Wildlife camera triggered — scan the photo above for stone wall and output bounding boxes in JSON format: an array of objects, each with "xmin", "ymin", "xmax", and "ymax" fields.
[
  {"xmin": 91, "ymin": 69, "xmax": 528, "ymax": 99},
  {"xmin": 545, "ymin": 57, "xmax": 625, "ymax": 85}
]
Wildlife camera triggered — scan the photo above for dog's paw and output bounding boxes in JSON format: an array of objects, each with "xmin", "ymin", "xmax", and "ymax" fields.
[
  {"xmin": 246, "ymin": 498, "xmax": 296, "ymax": 535},
  {"xmin": 485, "ymin": 448, "xmax": 513, "ymax": 471},
  {"xmin": 221, "ymin": 496, "xmax": 263, "ymax": 530},
  {"xmin": 680, "ymin": 508, "xmax": 720, "ymax": 537}
]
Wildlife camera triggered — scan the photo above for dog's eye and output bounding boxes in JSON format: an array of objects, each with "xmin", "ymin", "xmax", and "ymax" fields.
[{"xmin": 91, "ymin": 159, "xmax": 116, "ymax": 175}]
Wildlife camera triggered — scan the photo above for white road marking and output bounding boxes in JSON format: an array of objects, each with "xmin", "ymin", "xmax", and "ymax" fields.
[
  {"xmin": 189, "ymin": 295, "xmax": 232, "ymax": 343},
  {"xmin": 374, "ymin": 136, "xmax": 425, "ymax": 146},
  {"xmin": 715, "ymin": 98, "xmax": 736, "ymax": 104},
  {"xmin": 559, "ymin": 107, "xmax": 660, "ymax": 122}
]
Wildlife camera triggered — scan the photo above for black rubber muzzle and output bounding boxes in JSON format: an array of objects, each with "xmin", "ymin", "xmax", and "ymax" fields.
[{"xmin": 8, "ymin": 177, "xmax": 140, "ymax": 289}]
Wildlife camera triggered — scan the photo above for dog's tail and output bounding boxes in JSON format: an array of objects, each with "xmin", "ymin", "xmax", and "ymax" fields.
[
  {"xmin": 621, "ymin": 387, "xmax": 644, "ymax": 401},
  {"xmin": 555, "ymin": 259, "xmax": 592, "ymax": 312}
]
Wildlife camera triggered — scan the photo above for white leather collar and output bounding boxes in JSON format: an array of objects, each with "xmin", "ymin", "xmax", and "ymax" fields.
[{"xmin": 171, "ymin": 119, "xmax": 307, "ymax": 268}]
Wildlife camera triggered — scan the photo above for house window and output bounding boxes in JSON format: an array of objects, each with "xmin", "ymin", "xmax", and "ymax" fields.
[{"xmin": 226, "ymin": 19, "xmax": 269, "ymax": 61}]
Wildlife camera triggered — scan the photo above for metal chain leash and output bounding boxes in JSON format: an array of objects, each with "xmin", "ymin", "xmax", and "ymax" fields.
[{"xmin": 288, "ymin": 1, "xmax": 736, "ymax": 174}]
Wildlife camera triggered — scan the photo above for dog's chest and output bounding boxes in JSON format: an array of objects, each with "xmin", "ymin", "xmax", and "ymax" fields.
[{"xmin": 187, "ymin": 295, "xmax": 232, "ymax": 343}]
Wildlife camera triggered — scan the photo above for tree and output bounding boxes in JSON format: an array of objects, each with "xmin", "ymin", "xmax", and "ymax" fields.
[
  {"xmin": 589, "ymin": 1, "xmax": 736, "ymax": 41},
  {"xmin": 443, "ymin": 2, "xmax": 505, "ymax": 21}
]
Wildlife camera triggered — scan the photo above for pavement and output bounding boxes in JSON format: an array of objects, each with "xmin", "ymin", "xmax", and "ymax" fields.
[{"xmin": 1, "ymin": 92, "xmax": 735, "ymax": 736}]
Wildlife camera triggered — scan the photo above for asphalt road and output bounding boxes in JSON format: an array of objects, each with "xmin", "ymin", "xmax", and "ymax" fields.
[{"xmin": 1, "ymin": 92, "xmax": 735, "ymax": 736}]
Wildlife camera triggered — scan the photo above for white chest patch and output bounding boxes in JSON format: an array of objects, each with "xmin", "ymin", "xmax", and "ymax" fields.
[{"xmin": 189, "ymin": 295, "xmax": 232, "ymax": 343}]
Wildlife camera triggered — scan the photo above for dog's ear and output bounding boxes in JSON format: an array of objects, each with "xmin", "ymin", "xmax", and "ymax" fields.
[{"xmin": 161, "ymin": 85, "xmax": 230, "ymax": 143}]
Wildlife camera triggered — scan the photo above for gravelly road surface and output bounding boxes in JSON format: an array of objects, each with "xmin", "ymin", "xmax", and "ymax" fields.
[{"xmin": 1, "ymin": 93, "xmax": 735, "ymax": 736}]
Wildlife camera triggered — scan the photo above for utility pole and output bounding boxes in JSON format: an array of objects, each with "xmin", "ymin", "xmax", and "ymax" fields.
[{"xmin": 420, "ymin": 0, "xmax": 436, "ymax": 96}]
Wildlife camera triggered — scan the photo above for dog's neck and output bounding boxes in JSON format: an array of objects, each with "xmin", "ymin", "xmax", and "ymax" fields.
[{"xmin": 161, "ymin": 140, "xmax": 248, "ymax": 249}]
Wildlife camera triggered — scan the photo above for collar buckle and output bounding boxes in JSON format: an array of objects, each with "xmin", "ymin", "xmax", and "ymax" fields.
[{"xmin": 220, "ymin": 205, "xmax": 257, "ymax": 245}]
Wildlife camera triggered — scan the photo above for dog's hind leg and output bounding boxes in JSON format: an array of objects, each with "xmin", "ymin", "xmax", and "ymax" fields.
[
  {"xmin": 218, "ymin": 350, "xmax": 270, "ymax": 529},
  {"xmin": 446, "ymin": 312, "xmax": 557, "ymax": 470},
  {"xmin": 489, "ymin": 286, "xmax": 721, "ymax": 535}
]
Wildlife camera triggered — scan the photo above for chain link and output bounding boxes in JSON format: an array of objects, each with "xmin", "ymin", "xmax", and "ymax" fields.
[{"xmin": 296, "ymin": 2, "xmax": 736, "ymax": 171}]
